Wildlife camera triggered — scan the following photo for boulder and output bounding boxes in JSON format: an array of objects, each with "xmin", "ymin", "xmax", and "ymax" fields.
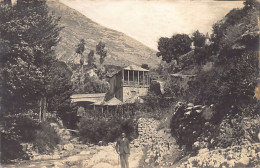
[
  {"xmin": 237, "ymin": 156, "xmax": 250, "ymax": 166},
  {"xmin": 64, "ymin": 143, "xmax": 74, "ymax": 151},
  {"xmin": 187, "ymin": 103, "xmax": 194, "ymax": 107}
]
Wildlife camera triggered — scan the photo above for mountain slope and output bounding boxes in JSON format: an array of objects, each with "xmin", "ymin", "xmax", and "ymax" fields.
[{"xmin": 47, "ymin": 1, "xmax": 160, "ymax": 68}]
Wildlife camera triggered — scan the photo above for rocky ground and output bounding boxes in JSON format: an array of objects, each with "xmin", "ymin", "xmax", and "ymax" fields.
[{"xmin": 2, "ymin": 117, "xmax": 181, "ymax": 168}]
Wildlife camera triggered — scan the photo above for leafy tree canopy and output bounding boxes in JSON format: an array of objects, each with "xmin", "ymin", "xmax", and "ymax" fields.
[
  {"xmin": 192, "ymin": 30, "xmax": 206, "ymax": 47},
  {"xmin": 156, "ymin": 34, "xmax": 191, "ymax": 64}
]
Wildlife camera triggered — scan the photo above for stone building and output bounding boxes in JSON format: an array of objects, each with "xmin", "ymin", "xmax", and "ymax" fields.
[{"xmin": 108, "ymin": 64, "xmax": 150, "ymax": 103}]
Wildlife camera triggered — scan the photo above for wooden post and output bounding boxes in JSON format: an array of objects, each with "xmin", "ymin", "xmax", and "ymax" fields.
[
  {"xmin": 133, "ymin": 70, "xmax": 134, "ymax": 84},
  {"xmin": 39, "ymin": 98, "xmax": 42, "ymax": 122},
  {"xmin": 42, "ymin": 97, "xmax": 47, "ymax": 122},
  {"xmin": 107, "ymin": 105, "xmax": 109, "ymax": 118},
  {"xmin": 122, "ymin": 69, "xmax": 124, "ymax": 85},
  {"xmin": 138, "ymin": 71, "xmax": 139, "ymax": 85},
  {"xmin": 128, "ymin": 70, "xmax": 129, "ymax": 85},
  {"xmin": 143, "ymin": 71, "xmax": 145, "ymax": 85}
]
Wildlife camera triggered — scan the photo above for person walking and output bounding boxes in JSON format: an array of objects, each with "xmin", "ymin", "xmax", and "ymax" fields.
[{"xmin": 116, "ymin": 132, "xmax": 130, "ymax": 168}]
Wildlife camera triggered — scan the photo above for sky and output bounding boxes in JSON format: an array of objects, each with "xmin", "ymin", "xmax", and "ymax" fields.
[{"xmin": 60, "ymin": 0, "xmax": 243, "ymax": 50}]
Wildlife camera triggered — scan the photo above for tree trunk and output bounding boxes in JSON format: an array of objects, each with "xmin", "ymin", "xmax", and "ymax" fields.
[
  {"xmin": 39, "ymin": 98, "xmax": 42, "ymax": 122},
  {"xmin": 42, "ymin": 97, "xmax": 47, "ymax": 122}
]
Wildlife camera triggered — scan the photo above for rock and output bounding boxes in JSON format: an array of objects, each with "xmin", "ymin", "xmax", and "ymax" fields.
[
  {"xmin": 184, "ymin": 111, "xmax": 191, "ymax": 116},
  {"xmin": 193, "ymin": 105, "xmax": 202, "ymax": 109},
  {"xmin": 52, "ymin": 155, "xmax": 60, "ymax": 159},
  {"xmin": 145, "ymin": 158, "xmax": 150, "ymax": 163},
  {"xmin": 227, "ymin": 160, "xmax": 236, "ymax": 167},
  {"xmin": 70, "ymin": 166, "xmax": 79, "ymax": 168},
  {"xmin": 70, "ymin": 137, "xmax": 79, "ymax": 143},
  {"xmin": 198, "ymin": 148, "xmax": 209, "ymax": 154},
  {"xmin": 196, "ymin": 110, "xmax": 202, "ymax": 113},
  {"xmin": 187, "ymin": 103, "xmax": 194, "ymax": 107},
  {"xmin": 54, "ymin": 161, "xmax": 64, "ymax": 167},
  {"xmin": 64, "ymin": 143, "xmax": 74, "ymax": 151},
  {"xmin": 57, "ymin": 144, "xmax": 63, "ymax": 151},
  {"xmin": 80, "ymin": 151, "xmax": 90, "ymax": 155},
  {"xmin": 186, "ymin": 107, "xmax": 193, "ymax": 110},
  {"xmin": 237, "ymin": 156, "xmax": 250, "ymax": 165}
]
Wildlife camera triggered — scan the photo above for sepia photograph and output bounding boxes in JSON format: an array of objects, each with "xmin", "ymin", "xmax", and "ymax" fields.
[{"xmin": 0, "ymin": 0, "xmax": 259, "ymax": 167}]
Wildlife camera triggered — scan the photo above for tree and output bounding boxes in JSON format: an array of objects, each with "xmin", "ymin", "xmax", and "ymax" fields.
[
  {"xmin": 76, "ymin": 39, "xmax": 86, "ymax": 73},
  {"xmin": 192, "ymin": 30, "xmax": 206, "ymax": 47},
  {"xmin": 156, "ymin": 34, "xmax": 191, "ymax": 64},
  {"xmin": 141, "ymin": 64, "xmax": 149, "ymax": 70},
  {"xmin": 96, "ymin": 41, "xmax": 107, "ymax": 65},
  {"xmin": 0, "ymin": 0, "xmax": 62, "ymax": 118},
  {"xmin": 87, "ymin": 50, "xmax": 95, "ymax": 67}
]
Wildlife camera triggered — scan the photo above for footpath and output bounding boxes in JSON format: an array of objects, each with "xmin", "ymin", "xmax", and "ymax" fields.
[{"xmin": 2, "ymin": 118, "xmax": 181, "ymax": 168}]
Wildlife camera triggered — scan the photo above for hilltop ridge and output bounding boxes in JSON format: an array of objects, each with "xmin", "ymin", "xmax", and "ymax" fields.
[{"xmin": 47, "ymin": 1, "xmax": 160, "ymax": 68}]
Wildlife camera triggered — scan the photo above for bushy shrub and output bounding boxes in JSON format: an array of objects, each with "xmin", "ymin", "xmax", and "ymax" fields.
[
  {"xmin": 2, "ymin": 114, "xmax": 40, "ymax": 142},
  {"xmin": 212, "ymin": 114, "xmax": 244, "ymax": 148},
  {"xmin": 33, "ymin": 122, "xmax": 60, "ymax": 154},
  {"xmin": 212, "ymin": 114, "xmax": 260, "ymax": 148},
  {"xmin": 1, "ymin": 114, "xmax": 60, "ymax": 161},
  {"xmin": 1, "ymin": 132, "xmax": 29, "ymax": 163},
  {"xmin": 78, "ymin": 117, "xmax": 138, "ymax": 144},
  {"xmin": 170, "ymin": 103, "xmax": 216, "ymax": 151}
]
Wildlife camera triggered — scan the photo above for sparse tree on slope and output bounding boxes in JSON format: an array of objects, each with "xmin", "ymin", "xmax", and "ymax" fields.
[
  {"xmin": 87, "ymin": 50, "xmax": 95, "ymax": 68},
  {"xmin": 96, "ymin": 41, "xmax": 107, "ymax": 65},
  {"xmin": 76, "ymin": 39, "xmax": 86, "ymax": 73}
]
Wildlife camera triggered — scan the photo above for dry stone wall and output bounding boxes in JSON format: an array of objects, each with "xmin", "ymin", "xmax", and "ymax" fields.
[{"xmin": 132, "ymin": 118, "xmax": 177, "ymax": 166}]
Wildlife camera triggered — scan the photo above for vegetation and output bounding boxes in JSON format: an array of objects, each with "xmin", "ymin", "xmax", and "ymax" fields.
[
  {"xmin": 191, "ymin": 30, "xmax": 206, "ymax": 47},
  {"xmin": 156, "ymin": 34, "xmax": 191, "ymax": 64},
  {"xmin": 96, "ymin": 41, "xmax": 107, "ymax": 65},
  {"xmin": 165, "ymin": 0, "xmax": 260, "ymax": 157},
  {"xmin": 0, "ymin": 0, "xmax": 72, "ymax": 162},
  {"xmin": 78, "ymin": 117, "xmax": 138, "ymax": 144},
  {"xmin": 1, "ymin": 114, "xmax": 60, "ymax": 162}
]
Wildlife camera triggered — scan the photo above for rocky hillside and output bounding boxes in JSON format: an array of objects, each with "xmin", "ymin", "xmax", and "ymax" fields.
[{"xmin": 47, "ymin": 0, "xmax": 160, "ymax": 68}]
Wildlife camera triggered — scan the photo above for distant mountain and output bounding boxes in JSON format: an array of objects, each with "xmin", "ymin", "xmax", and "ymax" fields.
[{"xmin": 47, "ymin": 1, "xmax": 160, "ymax": 68}]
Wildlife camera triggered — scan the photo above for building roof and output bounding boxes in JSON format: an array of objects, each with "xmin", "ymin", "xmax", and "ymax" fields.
[
  {"xmin": 170, "ymin": 73, "xmax": 196, "ymax": 78},
  {"xmin": 71, "ymin": 93, "xmax": 106, "ymax": 103},
  {"xmin": 71, "ymin": 93, "xmax": 106, "ymax": 99},
  {"xmin": 104, "ymin": 97, "xmax": 123, "ymax": 106},
  {"xmin": 123, "ymin": 64, "xmax": 149, "ymax": 72}
]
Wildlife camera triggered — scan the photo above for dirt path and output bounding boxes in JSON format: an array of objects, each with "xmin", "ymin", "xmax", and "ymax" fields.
[{"xmin": 2, "ymin": 118, "xmax": 180, "ymax": 168}]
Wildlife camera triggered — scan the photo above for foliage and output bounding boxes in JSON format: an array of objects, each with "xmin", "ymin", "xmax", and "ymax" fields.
[
  {"xmin": 170, "ymin": 103, "xmax": 216, "ymax": 151},
  {"xmin": 46, "ymin": 61, "xmax": 73, "ymax": 112},
  {"xmin": 212, "ymin": 114, "xmax": 244, "ymax": 148},
  {"xmin": 76, "ymin": 39, "xmax": 86, "ymax": 66},
  {"xmin": 0, "ymin": 113, "xmax": 60, "ymax": 162},
  {"xmin": 193, "ymin": 45, "xmax": 212, "ymax": 66},
  {"xmin": 96, "ymin": 41, "xmax": 107, "ymax": 64},
  {"xmin": 1, "ymin": 113, "xmax": 40, "ymax": 142},
  {"xmin": 33, "ymin": 122, "xmax": 60, "ymax": 154},
  {"xmin": 71, "ymin": 68, "xmax": 109, "ymax": 94},
  {"xmin": 187, "ymin": 0, "xmax": 259, "ymax": 121},
  {"xmin": 191, "ymin": 30, "xmax": 206, "ymax": 47},
  {"xmin": 156, "ymin": 34, "xmax": 191, "ymax": 64},
  {"xmin": 1, "ymin": 132, "xmax": 29, "ymax": 163},
  {"xmin": 87, "ymin": 50, "xmax": 95, "ymax": 67},
  {"xmin": 78, "ymin": 117, "xmax": 138, "ymax": 144},
  {"xmin": 0, "ymin": 0, "xmax": 63, "ymax": 114},
  {"xmin": 141, "ymin": 64, "xmax": 149, "ymax": 70}
]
